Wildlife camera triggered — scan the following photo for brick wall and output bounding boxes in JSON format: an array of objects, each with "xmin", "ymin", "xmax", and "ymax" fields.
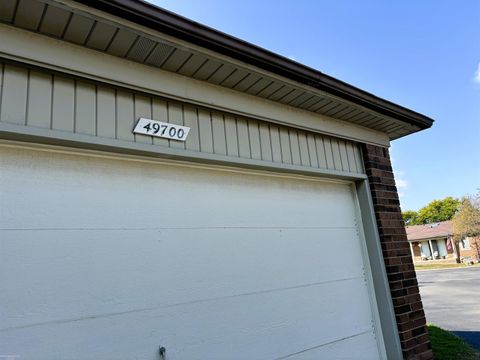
[
  {"xmin": 362, "ymin": 144, "xmax": 433, "ymax": 360},
  {"xmin": 459, "ymin": 237, "xmax": 480, "ymax": 262},
  {"xmin": 411, "ymin": 242, "xmax": 422, "ymax": 262}
]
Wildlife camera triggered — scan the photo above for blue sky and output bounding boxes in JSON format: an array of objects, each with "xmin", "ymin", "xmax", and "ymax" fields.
[{"xmin": 150, "ymin": 0, "xmax": 480, "ymax": 211}]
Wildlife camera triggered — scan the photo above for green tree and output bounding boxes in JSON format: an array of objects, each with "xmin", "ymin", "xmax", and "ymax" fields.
[
  {"xmin": 452, "ymin": 193, "xmax": 480, "ymax": 261},
  {"xmin": 402, "ymin": 210, "xmax": 419, "ymax": 225},
  {"xmin": 416, "ymin": 197, "xmax": 460, "ymax": 224},
  {"xmin": 452, "ymin": 193, "xmax": 480, "ymax": 238}
]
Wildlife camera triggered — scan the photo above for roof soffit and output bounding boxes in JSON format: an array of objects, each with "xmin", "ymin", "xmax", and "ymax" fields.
[{"xmin": 0, "ymin": 0, "xmax": 428, "ymax": 140}]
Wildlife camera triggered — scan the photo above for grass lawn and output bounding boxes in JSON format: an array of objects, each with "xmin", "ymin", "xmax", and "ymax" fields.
[
  {"xmin": 428, "ymin": 324, "xmax": 480, "ymax": 360},
  {"xmin": 415, "ymin": 262, "xmax": 480, "ymax": 271}
]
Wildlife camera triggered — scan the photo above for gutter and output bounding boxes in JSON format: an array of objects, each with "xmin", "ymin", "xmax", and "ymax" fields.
[{"xmin": 75, "ymin": 0, "xmax": 434, "ymax": 130}]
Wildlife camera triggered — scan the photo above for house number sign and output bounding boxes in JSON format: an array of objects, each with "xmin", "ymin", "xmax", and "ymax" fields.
[{"xmin": 133, "ymin": 118, "xmax": 190, "ymax": 141}]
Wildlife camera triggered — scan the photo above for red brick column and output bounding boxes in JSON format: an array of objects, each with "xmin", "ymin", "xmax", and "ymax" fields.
[{"xmin": 362, "ymin": 144, "xmax": 433, "ymax": 360}]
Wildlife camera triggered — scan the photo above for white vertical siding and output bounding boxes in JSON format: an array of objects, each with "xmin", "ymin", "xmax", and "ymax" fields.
[{"xmin": 0, "ymin": 61, "xmax": 365, "ymax": 175}]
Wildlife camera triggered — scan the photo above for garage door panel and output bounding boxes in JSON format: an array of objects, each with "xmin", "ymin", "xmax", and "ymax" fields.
[
  {"xmin": 2, "ymin": 227, "xmax": 368, "ymax": 329},
  {"xmin": 1, "ymin": 279, "xmax": 376, "ymax": 360},
  {"xmin": 0, "ymin": 146, "xmax": 382, "ymax": 359},
  {"xmin": 284, "ymin": 331, "xmax": 379, "ymax": 360},
  {"xmin": 0, "ymin": 147, "xmax": 357, "ymax": 230}
]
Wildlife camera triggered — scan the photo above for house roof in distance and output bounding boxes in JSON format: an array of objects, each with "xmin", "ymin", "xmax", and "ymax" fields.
[{"xmin": 406, "ymin": 221, "xmax": 453, "ymax": 241}]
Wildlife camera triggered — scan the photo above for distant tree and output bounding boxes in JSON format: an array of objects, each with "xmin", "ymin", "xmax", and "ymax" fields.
[
  {"xmin": 452, "ymin": 193, "xmax": 480, "ymax": 261},
  {"xmin": 416, "ymin": 197, "xmax": 460, "ymax": 224},
  {"xmin": 453, "ymin": 193, "xmax": 480, "ymax": 236},
  {"xmin": 402, "ymin": 210, "xmax": 419, "ymax": 226},
  {"xmin": 402, "ymin": 197, "xmax": 459, "ymax": 226}
]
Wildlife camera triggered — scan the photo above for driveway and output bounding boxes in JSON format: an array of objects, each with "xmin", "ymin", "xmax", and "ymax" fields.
[{"xmin": 417, "ymin": 267, "xmax": 480, "ymax": 350}]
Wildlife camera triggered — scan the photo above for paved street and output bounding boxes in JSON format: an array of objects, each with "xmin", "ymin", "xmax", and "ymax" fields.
[{"xmin": 417, "ymin": 267, "xmax": 480, "ymax": 350}]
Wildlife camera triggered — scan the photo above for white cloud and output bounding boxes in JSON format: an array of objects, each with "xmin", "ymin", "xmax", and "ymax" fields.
[
  {"xmin": 396, "ymin": 179, "xmax": 408, "ymax": 189},
  {"xmin": 395, "ymin": 174, "xmax": 408, "ymax": 199},
  {"xmin": 396, "ymin": 179, "xmax": 407, "ymax": 199},
  {"xmin": 474, "ymin": 63, "xmax": 480, "ymax": 83},
  {"xmin": 389, "ymin": 146, "xmax": 408, "ymax": 199}
]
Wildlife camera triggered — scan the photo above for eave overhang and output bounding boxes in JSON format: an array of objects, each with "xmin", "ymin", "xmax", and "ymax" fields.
[
  {"xmin": 77, "ymin": 0, "xmax": 434, "ymax": 132},
  {"xmin": 0, "ymin": 0, "xmax": 434, "ymax": 141}
]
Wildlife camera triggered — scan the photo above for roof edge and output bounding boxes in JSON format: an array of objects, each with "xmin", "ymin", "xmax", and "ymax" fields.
[{"xmin": 74, "ymin": 0, "xmax": 434, "ymax": 131}]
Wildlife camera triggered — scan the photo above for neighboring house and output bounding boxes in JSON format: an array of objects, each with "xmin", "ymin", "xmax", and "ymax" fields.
[
  {"xmin": 406, "ymin": 221, "xmax": 479, "ymax": 263},
  {"xmin": 406, "ymin": 221, "xmax": 456, "ymax": 262},
  {"xmin": 0, "ymin": 1, "xmax": 434, "ymax": 359}
]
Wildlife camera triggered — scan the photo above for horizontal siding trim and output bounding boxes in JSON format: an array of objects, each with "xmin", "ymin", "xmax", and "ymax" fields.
[{"xmin": 0, "ymin": 122, "xmax": 367, "ymax": 181}]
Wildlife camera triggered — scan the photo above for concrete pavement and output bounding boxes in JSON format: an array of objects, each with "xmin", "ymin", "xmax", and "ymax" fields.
[{"xmin": 417, "ymin": 267, "xmax": 480, "ymax": 350}]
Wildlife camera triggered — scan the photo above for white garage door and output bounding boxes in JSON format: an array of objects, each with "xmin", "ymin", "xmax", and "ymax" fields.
[{"xmin": 0, "ymin": 145, "xmax": 384, "ymax": 360}]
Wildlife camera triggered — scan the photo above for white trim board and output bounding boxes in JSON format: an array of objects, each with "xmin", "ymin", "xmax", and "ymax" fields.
[{"xmin": 0, "ymin": 140, "xmax": 359, "ymax": 185}]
